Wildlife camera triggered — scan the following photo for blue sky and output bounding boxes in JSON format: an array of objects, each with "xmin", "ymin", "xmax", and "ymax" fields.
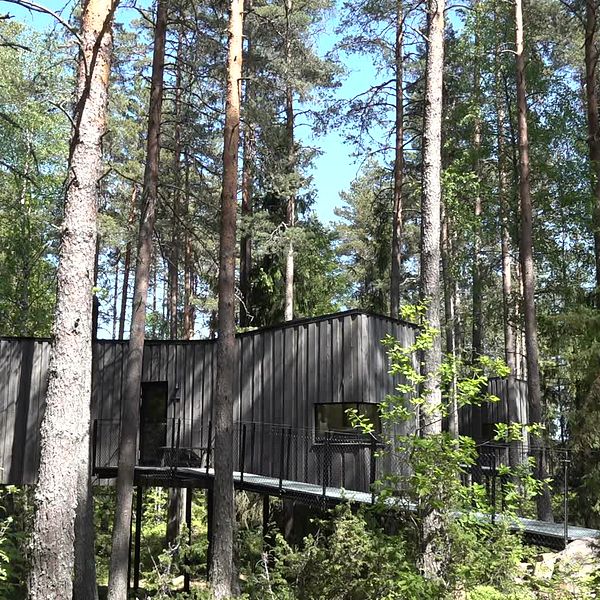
[
  {"xmin": 304, "ymin": 11, "xmax": 385, "ymax": 226},
  {"xmin": 2, "ymin": 0, "xmax": 382, "ymax": 227}
]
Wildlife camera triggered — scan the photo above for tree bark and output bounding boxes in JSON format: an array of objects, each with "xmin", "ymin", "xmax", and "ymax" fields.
[
  {"xmin": 471, "ymin": 19, "xmax": 484, "ymax": 443},
  {"xmin": 168, "ymin": 30, "xmax": 183, "ymax": 341},
  {"xmin": 167, "ymin": 38, "xmax": 185, "ymax": 543},
  {"xmin": 28, "ymin": 0, "xmax": 116, "ymax": 597},
  {"xmin": 441, "ymin": 202, "xmax": 458, "ymax": 438},
  {"xmin": 586, "ymin": 0, "xmax": 600, "ymax": 295},
  {"xmin": 183, "ymin": 157, "xmax": 195, "ymax": 339},
  {"xmin": 421, "ymin": 0, "xmax": 444, "ymax": 438},
  {"xmin": 390, "ymin": 0, "xmax": 404, "ymax": 319},
  {"xmin": 495, "ymin": 29, "xmax": 520, "ymax": 465},
  {"xmin": 240, "ymin": 122, "xmax": 254, "ymax": 327},
  {"xmin": 240, "ymin": 5, "xmax": 254, "ymax": 328},
  {"xmin": 73, "ymin": 469, "xmax": 99, "ymax": 600},
  {"xmin": 112, "ymin": 252, "xmax": 119, "ymax": 339},
  {"xmin": 211, "ymin": 0, "xmax": 244, "ymax": 595},
  {"xmin": 107, "ymin": 2, "xmax": 167, "ymax": 597},
  {"xmin": 471, "ymin": 12, "xmax": 483, "ymax": 362},
  {"xmin": 420, "ymin": 0, "xmax": 445, "ymax": 581},
  {"xmin": 284, "ymin": 0, "xmax": 295, "ymax": 322},
  {"xmin": 118, "ymin": 185, "xmax": 137, "ymax": 340},
  {"xmin": 514, "ymin": 0, "xmax": 553, "ymax": 521}
]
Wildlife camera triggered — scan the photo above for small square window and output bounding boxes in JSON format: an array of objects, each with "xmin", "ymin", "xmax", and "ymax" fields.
[{"xmin": 314, "ymin": 402, "xmax": 381, "ymax": 437}]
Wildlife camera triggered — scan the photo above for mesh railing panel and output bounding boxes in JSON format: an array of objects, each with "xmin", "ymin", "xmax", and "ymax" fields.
[{"xmin": 92, "ymin": 419, "xmax": 575, "ymax": 545}]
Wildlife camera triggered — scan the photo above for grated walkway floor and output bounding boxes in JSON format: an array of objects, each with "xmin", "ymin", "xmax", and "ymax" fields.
[{"xmin": 133, "ymin": 465, "xmax": 600, "ymax": 545}]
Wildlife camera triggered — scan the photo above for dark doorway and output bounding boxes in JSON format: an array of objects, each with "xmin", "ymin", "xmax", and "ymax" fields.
[{"xmin": 140, "ymin": 381, "xmax": 168, "ymax": 466}]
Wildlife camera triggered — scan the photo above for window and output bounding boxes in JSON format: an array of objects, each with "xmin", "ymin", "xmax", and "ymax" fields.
[{"xmin": 314, "ymin": 402, "xmax": 381, "ymax": 436}]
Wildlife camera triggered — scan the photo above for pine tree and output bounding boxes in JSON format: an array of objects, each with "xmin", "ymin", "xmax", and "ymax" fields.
[
  {"xmin": 29, "ymin": 0, "xmax": 117, "ymax": 597},
  {"xmin": 107, "ymin": 1, "xmax": 168, "ymax": 596}
]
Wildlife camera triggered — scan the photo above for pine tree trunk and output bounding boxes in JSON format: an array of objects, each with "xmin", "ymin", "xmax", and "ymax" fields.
[
  {"xmin": 240, "ymin": 6, "xmax": 254, "ymax": 328},
  {"xmin": 211, "ymin": 0, "xmax": 244, "ymax": 594},
  {"xmin": 421, "ymin": 0, "xmax": 444, "ymax": 437},
  {"xmin": 167, "ymin": 40, "xmax": 185, "ymax": 542},
  {"xmin": 586, "ymin": 0, "xmax": 600, "ymax": 294},
  {"xmin": 284, "ymin": 0, "xmax": 295, "ymax": 322},
  {"xmin": 166, "ymin": 44, "xmax": 182, "ymax": 538},
  {"xmin": 112, "ymin": 253, "xmax": 119, "ymax": 339},
  {"xmin": 118, "ymin": 185, "xmax": 137, "ymax": 340},
  {"xmin": 390, "ymin": 0, "xmax": 404, "ymax": 319},
  {"xmin": 495, "ymin": 49, "xmax": 520, "ymax": 465},
  {"xmin": 73, "ymin": 469, "xmax": 99, "ymax": 600},
  {"xmin": 471, "ymin": 14, "xmax": 483, "ymax": 362},
  {"xmin": 441, "ymin": 203, "xmax": 458, "ymax": 438},
  {"xmin": 471, "ymin": 21, "xmax": 484, "ymax": 442},
  {"xmin": 168, "ymin": 31, "xmax": 183, "ymax": 341},
  {"xmin": 420, "ymin": 0, "xmax": 445, "ymax": 581},
  {"xmin": 28, "ymin": 0, "xmax": 116, "ymax": 597},
  {"xmin": 514, "ymin": 0, "xmax": 553, "ymax": 521},
  {"xmin": 183, "ymin": 157, "xmax": 195, "ymax": 339},
  {"xmin": 240, "ymin": 122, "xmax": 254, "ymax": 326},
  {"xmin": 107, "ymin": 2, "xmax": 167, "ymax": 597}
]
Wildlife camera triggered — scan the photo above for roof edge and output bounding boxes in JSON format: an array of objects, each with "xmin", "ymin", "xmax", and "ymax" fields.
[{"xmin": 0, "ymin": 309, "xmax": 418, "ymax": 344}]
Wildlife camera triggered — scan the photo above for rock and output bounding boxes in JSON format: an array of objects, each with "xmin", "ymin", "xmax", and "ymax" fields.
[
  {"xmin": 551, "ymin": 537, "xmax": 600, "ymax": 597},
  {"xmin": 556, "ymin": 537, "xmax": 599, "ymax": 579},
  {"xmin": 533, "ymin": 552, "xmax": 557, "ymax": 580}
]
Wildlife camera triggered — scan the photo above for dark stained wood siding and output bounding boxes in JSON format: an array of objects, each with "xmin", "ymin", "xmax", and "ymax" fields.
[{"xmin": 1, "ymin": 311, "xmax": 522, "ymax": 485}]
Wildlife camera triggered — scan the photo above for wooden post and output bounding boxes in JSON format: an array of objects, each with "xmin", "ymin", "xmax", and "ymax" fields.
[
  {"xmin": 184, "ymin": 488, "xmax": 193, "ymax": 592},
  {"xmin": 206, "ymin": 488, "xmax": 214, "ymax": 580},
  {"xmin": 134, "ymin": 486, "xmax": 143, "ymax": 591},
  {"xmin": 262, "ymin": 494, "xmax": 274, "ymax": 569}
]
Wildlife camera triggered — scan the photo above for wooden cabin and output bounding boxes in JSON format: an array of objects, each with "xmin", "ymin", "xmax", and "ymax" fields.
[{"xmin": 0, "ymin": 310, "xmax": 527, "ymax": 487}]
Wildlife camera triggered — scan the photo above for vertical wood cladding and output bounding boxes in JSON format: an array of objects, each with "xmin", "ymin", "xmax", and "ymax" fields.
[{"xmin": 0, "ymin": 311, "xmax": 522, "ymax": 484}]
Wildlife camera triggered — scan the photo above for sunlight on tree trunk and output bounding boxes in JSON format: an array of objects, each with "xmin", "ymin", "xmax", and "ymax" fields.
[
  {"xmin": 514, "ymin": 0, "xmax": 553, "ymax": 522},
  {"xmin": 107, "ymin": 1, "xmax": 167, "ymax": 597},
  {"xmin": 28, "ymin": 0, "xmax": 116, "ymax": 597},
  {"xmin": 420, "ymin": 0, "xmax": 445, "ymax": 580},
  {"xmin": 211, "ymin": 0, "xmax": 244, "ymax": 594}
]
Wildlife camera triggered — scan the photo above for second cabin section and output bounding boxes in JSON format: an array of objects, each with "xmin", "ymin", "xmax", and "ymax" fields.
[{"xmin": 92, "ymin": 310, "xmax": 420, "ymax": 488}]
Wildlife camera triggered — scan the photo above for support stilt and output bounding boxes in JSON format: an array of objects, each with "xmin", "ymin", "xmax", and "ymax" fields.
[
  {"xmin": 184, "ymin": 487, "xmax": 193, "ymax": 592},
  {"xmin": 262, "ymin": 494, "xmax": 274, "ymax": 568},
  {"xmin": 206, "ymin": 488, "xmax": 214, "ymax": 580},
  {"xmin": 134, "ymin": 485, "xmax": 143, "ymax": 591}
]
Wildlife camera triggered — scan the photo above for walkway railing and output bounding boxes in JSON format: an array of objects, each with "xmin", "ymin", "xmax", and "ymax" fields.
[{"xmin": 92, "ymin": 419, "xmax": 574, "ymax": 546}]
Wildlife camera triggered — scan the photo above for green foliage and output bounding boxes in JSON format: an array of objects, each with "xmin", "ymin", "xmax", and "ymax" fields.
[
  {"xmin": 0, "ymin": 22, "xmax": 70, "ymax": 336},
  {"xmin": 242, "ymin": 308, "xmax": 541, "ymax": 599},
  {"xmin": 349, "ymin": 306, "xmax": 541, "ymax": 593},
  {"xmin": 247, "ymin": 215, "xmax": 349, "ymax": 326},
  {"xmin": 94, "ymin": 487, "xmax": 208, "ymax": 594},
  {"xmin": 0, "ymin": 486, "xmax": 32, "ymax": 599},
  {"xmin": 245, "ymin": 505, "xmax": 439, "ymax": 600},
  {"xmin": 378, "ymin": 302, "xmax": 509, "ymax": 424},
  {"xmin": 243, "ymin": 503, "xmax": 532, "ymax": 599}
]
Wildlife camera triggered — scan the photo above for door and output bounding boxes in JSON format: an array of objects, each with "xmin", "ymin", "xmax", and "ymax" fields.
[{"xmin": 140, "ymin": 381, "xmax": 168, "ymax": 466}]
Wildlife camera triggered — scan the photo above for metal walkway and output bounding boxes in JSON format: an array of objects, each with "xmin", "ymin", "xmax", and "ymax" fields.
[
  {"xmin": 93, "ymin": 421, "xmax": 600, "ymax": 549},
  {"xmin": 127, "ymin": 465, "xmax": 600, "ymax": 547}
]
